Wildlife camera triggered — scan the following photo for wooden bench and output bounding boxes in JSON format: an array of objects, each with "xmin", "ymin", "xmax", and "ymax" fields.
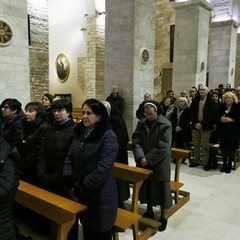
[
  {"xmin": 166, "ymin": 147, "xmax": 191, "ymax": 219},
  {"xmin": 113, "ymin": 162, "xmax": 160, "ymax": 240},
  {"xmin": 15, "ymin": 180, "xmax": 87, "ymax": 240},
  {"xmin": 127, "ymin": 142, "xmax": 191, "ymax": 219},
  {"xmin": 189, "ymin": 142, "xmax": 240, "ymax": 170},
  {"xmin": 16, "ymin": 165, "xmax": 157, "ymax": 240}
]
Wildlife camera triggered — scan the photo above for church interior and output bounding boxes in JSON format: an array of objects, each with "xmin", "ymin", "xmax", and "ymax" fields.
[{"xmin": 2, "ymin": 0, "xmax": 240, "ymax": 239}]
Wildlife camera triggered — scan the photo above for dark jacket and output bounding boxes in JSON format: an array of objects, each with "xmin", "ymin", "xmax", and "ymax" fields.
[
  {"xmin": 63, "ymin": 120, "xmax": 118, "ymax": 233},
  {"xmin": 172, "ymin": 107, "xmax": 192, "ymax": 144},
  {"xmin": 109, "ymin": 114, "xmax": 129, "ymax": 164},
  {"xmin": 136, "ymin": 101, "xmax": 146, "ymax": 120},
  {"xmin": 0, "ymin": 110, "xmax": 25, "ymax": 147},
  {"xmin": 215, "ymin": 102, "xmax": 240, "ymax": 150},
  {"xmin": 189, "ymin": 93, "xmax": 216, "ymax": 130},
  {"xmin": 132, "ymin": 114, "xmax": 172, "ymax": 181},
  {"xmin": 37, "ymin": 118, "xmax": 75, "ymax": 196},
  {"xmin": 17, "ymin": 117, "xmax": 49, "ymax": 184},
  {"xmin": 0, "ymin": 139, "xmax": 20, "ymax": 240},
  {"xmin": 106, "ymin": 93, "xmax": 125, "ymax": 117}
]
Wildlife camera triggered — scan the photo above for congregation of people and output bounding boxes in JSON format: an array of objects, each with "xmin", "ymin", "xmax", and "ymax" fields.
[{"xmin": 1, "ymin": 82, "xmax": 240, "ymax": 240}]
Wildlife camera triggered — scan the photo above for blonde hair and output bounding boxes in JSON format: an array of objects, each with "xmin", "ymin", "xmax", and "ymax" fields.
[
  {"xmin": 177, "ymin": 97, "xmax": 188, "ymax": 106},
  {"xmin": 222, "ymin": 91, "xmax": 238, "ymax": 103}
]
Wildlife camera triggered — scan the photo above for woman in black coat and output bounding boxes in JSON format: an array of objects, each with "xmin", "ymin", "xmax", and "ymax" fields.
[
  {"xmin": 102, "ymin": 100, "xmax": 130, "ymax": 208},
  {"xmin": 64, "ymin": 99, "xmax": 118, "ymax": 240},
  {"xmin": 17, "ymin": 102, "xmax": 49, "ymax": 184},
  {"xmin": 215, "ymin": 92, "xmax": 240, "ymax": 173},
  {"xmin": 0, "ymin": 98, "xmax": 25, "ymax": 148},
  {"xmin": 172, "ymin": 97, "xmax": 192, "ymax": 152},
  {"xmin": 0, "ymin": 138, "xmax": 20, "ymax": 240}
]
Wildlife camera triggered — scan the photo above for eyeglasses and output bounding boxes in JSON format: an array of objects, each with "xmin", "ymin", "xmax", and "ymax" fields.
[
  {"xmin": 52, "ymin": 108, "xmax": 66, "ymax": 114},
  {"xmin": 82, "ymin": 111, "xmax": 94, "ymax": 116},
  {"xmin": 1, "ymin": 105, "xmax": 10, "ymax": 110}
]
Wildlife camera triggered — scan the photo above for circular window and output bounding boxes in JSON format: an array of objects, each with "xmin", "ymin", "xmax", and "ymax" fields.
[
  {"xmin": 0, "ymin": 18, "xmax": 14, "ymax": 47},
  {"xmin": 140, "ymin": 48, "xmax": 150, "ymax": 65}
]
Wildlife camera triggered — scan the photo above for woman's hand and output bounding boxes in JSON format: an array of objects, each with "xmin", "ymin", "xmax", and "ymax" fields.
[{"xmin": 140, "ymin": 157, "xmax": 148, "ymax": 167}]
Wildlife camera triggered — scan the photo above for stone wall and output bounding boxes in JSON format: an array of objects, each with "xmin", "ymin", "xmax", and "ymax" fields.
[
  {"xmin": 27, "ymin": 0, "xmax": 49, "ymax": 102},
  {"xmin": 235, "ymin": 34, "xmax": 240, "ymax": 87},
  {"xmin": 0, "ymin": 0, "xmax": 30, "ymax": 106},
  {"xmin": 154, "ymin": 0, "xmax": 175, "ymax": 101},
  {"xmin": 78, "ymin": 14, "xmax": 105, "ymax": 100}
]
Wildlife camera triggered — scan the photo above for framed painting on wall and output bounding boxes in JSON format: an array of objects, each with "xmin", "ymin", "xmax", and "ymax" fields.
[{"xmin": 55, "ymin": 53, "xmax": 70, "ymax": 83}]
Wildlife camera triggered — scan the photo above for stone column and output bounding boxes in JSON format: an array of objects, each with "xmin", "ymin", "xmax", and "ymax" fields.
[
  {"xmin": 172, "ymin": 0, "xmax": 212, "ymax": 96},
  {"xmin": 208, "ymin": 20, "xmax": 239, "ymax": 89},
  {"xmin": 105, "ymin": 0, "xmax": 156, "ymax": 135}
]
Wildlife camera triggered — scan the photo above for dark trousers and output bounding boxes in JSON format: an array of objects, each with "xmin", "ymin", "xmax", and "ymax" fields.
[{"xmin": 82, "ymin": 226, "xmax": 112, "ymax": 240}]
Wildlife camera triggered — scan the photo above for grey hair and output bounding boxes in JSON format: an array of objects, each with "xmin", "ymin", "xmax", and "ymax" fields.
[{"xmin": 101, "ymin": 100, "xmax": 111, "ymax": 116}]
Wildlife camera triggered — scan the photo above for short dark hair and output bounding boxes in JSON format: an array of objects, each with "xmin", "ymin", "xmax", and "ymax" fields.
[
  {"xmin": 1, "ymin": 98, "xmax": 22, "ymax": 114},
  {"xmin": 51, "ymin": 99, "xmax": 72, "ymax": 113},
  {"xmin": 25, "ymin": 102, "xmax": 46, "ymax": 118}
]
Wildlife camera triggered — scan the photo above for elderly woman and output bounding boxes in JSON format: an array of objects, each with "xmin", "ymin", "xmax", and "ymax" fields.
[
  {"xmin": 64, "ymin": 99, "xmax": 118, "ymax": 240},
  {"xmin": 215, "ymin": 91, "xmax": 240, "ymax": 173},
  {"xmin": 132, "ymin": 100, "xmax": 172, "ymax": 231},
  {"xmin": 171, "ymin": 97, "xmax": 192, "ymax": 162}
]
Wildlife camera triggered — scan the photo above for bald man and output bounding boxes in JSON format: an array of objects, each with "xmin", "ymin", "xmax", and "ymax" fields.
[{"xmin": 106, "ymin": 85, "xmax": 125, "ymax": 117}]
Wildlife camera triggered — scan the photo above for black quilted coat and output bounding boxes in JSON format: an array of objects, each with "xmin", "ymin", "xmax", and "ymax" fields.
[{"xmin": 0, "ymin": 139, "xmax": 20, "ymax": 240}]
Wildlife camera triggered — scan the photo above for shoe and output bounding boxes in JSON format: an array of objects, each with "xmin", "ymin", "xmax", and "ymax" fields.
[
  {"xmin": 220, "ymin": 163, "xmax": 227, "ymax": 172},
  {"xmin": 189, "ymin": 163, "xmax": 200, "ymax": 168},
  {"xmin": 225, "ymin": 165, "xmax": 232, "ymax": 174},
  {"xmin": 203, "ymin": 165, "xmax": 209, "ymax": 171},
  {"xmin": 158, "ymin": 218, "xmax": 168, "ymax": 231},
  {"xmin": 143, "ymin": 211, "xmax": 155, "ymax": 219}
]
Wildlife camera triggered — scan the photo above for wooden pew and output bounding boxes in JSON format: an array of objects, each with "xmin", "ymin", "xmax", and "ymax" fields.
[
  {"xmin": 113, "ymin": 162, "xmax": 160, "ymax": 240},
  {"xmin": 15, "ymin": 180, "xmax": 87, "ymax": 240},
  {"xmin": 127, "ymin": 142, "xmax": 191, "ymax": 219},
  {"xmin": 189, "ymin": 142, "xmax": 240, "ymax": 170},
  {"xmin": 166, "ymin": 147, "xmax": 191, "ymax": 219}
]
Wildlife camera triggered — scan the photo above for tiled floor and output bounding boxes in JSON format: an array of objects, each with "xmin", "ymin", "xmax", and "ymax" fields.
[{"xmin": 119, "ymin": 151, "xmax": 240, "ymax": 240}]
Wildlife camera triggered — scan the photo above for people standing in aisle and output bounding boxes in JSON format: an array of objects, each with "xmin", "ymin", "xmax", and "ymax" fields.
[
  {"xmin": 136, "ymin": 93, "xmax": 152, "ymax": 120},
  {"xmin": 106, "ymin": 85, "xmax": 125, "ymax": 117},
  {"xmin": 132, "ymin": 100, "xmax": 172, "ymax": 232},
  {"xmin": 63, "ymin": 99, "xmax": 118, "ymax": 240},
  {"xmin": 215, "ymin": 91, "xmax": 240, "ymax": 173},
  {"xmin": 171, "ymin": 97, "xmax": 192, "ymax": 163},
  {"xmin": 0, "ymin": 98, "xmax": 25, "ymax": 147},
  {"xmin": 188, "ymin": 85, "xmax": 216, "ymax": 171},
  {"xmin": 0, "ymin": 137, "xmax": 20, "ymax": 240}
]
